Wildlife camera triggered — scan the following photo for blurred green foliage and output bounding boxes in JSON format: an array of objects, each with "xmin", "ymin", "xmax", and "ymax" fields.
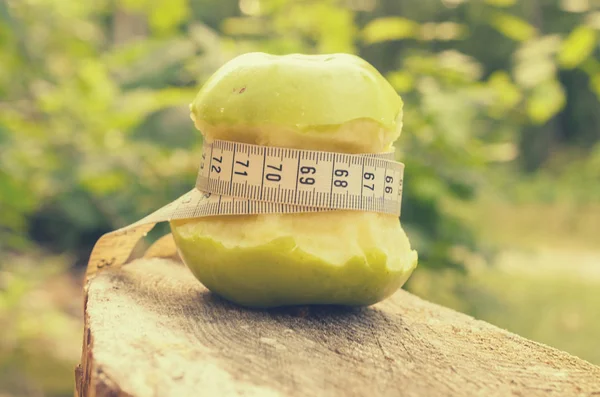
[
  {"xmin": 2, "ymin": 0, "xmax": 598, "ymax": 269},
  {"xmin": 0, "ymin": 254, "xmax": 80, "ymax": 397},
  {"xmin": 1, "ymin": 0, "xmax": 600, "ymax": 395}
]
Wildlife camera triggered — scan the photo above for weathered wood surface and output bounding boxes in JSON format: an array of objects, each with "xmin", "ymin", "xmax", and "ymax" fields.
[{"xmin": 76, "ymin": 257, "xmax": 600, "ymax": 397}]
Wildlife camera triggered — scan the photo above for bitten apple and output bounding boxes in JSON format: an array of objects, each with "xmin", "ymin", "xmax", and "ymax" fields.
[{"xmin": 170, "ymin": 53, "xmax": 418, "ymax": 308}]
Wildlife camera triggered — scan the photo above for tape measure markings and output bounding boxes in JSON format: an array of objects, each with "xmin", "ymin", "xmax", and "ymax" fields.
[{"xmin": 197, "ymin": 141, "xmax": 403, "ymax": 214}]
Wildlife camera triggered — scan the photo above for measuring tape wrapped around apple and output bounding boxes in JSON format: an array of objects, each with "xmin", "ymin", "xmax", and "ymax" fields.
[{"xmin": 86, "ymin": 53, "xmax": 418, "ymax": 308}]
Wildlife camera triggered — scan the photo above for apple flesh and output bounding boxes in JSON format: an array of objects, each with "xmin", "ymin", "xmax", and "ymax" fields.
[{"xmin": 171, "ymin": 211, "xmax": 417, "ymax": 308}]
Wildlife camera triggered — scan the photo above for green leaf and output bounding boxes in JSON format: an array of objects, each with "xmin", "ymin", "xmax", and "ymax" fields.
[
  {"xmin": 489, "ymin": 11, "xmax": 536, "ymax": 42},
  {"xmin": 558, "ymin": 26, "xmax": 597, "ymax": 69},
  {"xmin": 514, "ymin": 35, "xmax": 562, "ymax": 61},
  {"xmin": 387, "ymin": 70, "xmax": 414, "ymax": 93},
  {"xmin": 437, "ymin": 50, "xmax": 483, "ymax": 81},
  {"xmin": 513, "ymin": 36, "xmax": 561, "ymax": 88},
  {"xmin": 149, "ymin": 0, "xmax": 189, "ymax": 35},
  {"xmin": 80, "ymin": 170, "xmax": 128, "ymax": 195},
  {"xmin": 485, "ymin": 0, "xmax": 516, "ymax": 6},
  {"xmin": 526, "ymin": 79, "xmax": 566, "ymax": 124},
  {"xmin": 514, "ymin": 57, "xmax": 556, "ymax": 88},
  {"xmin": 362, "ymin": 17, "xmax": 418, "ymax": 44},
  {"xmin": 488, "ymin": 71, "xmax": 522, "ymax": 112},
  {"xmin": 433, "ymin": 22, "xmax": 467, "ymax": 41}
]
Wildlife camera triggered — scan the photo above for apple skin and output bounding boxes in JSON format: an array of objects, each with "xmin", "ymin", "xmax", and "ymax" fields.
[
  {"xmin": 190, "ymin": 53, "xmax": 403, "ymax": 133},
  {"xmin": 170, "ymin": 52, "xmax": 418, "ymax": 308}
]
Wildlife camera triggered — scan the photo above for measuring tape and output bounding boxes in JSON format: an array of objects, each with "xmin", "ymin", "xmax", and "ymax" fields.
[{"xmin": 85, "ymin": 140, "xmax": 405, "ymax": 284}]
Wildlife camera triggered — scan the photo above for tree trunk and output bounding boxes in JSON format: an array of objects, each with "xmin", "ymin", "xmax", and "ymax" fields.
[{"xmin": 75, "ymin": 255, "xmax": 600, "ymax": 397}]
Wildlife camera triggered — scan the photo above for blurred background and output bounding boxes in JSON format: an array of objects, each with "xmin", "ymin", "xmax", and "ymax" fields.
[{"xmin": 1, "ymin": 0, "xmax": 599, "ymax": 395}]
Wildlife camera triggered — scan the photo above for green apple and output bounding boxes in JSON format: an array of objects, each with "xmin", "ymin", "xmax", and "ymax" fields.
[{"xmin": 170, "ymin": 53, "xmax": 418, "ymax": 308}]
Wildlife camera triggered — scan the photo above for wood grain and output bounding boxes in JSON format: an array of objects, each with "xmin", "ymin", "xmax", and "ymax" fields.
[{"xmin": 76, "ymin": 258, "xmax": 600, "ymax": 397}]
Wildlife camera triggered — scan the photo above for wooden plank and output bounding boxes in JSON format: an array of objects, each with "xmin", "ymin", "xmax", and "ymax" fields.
[{"xmin": 76, "ymin": 257, "xmax": 600, "ymax": 397}]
